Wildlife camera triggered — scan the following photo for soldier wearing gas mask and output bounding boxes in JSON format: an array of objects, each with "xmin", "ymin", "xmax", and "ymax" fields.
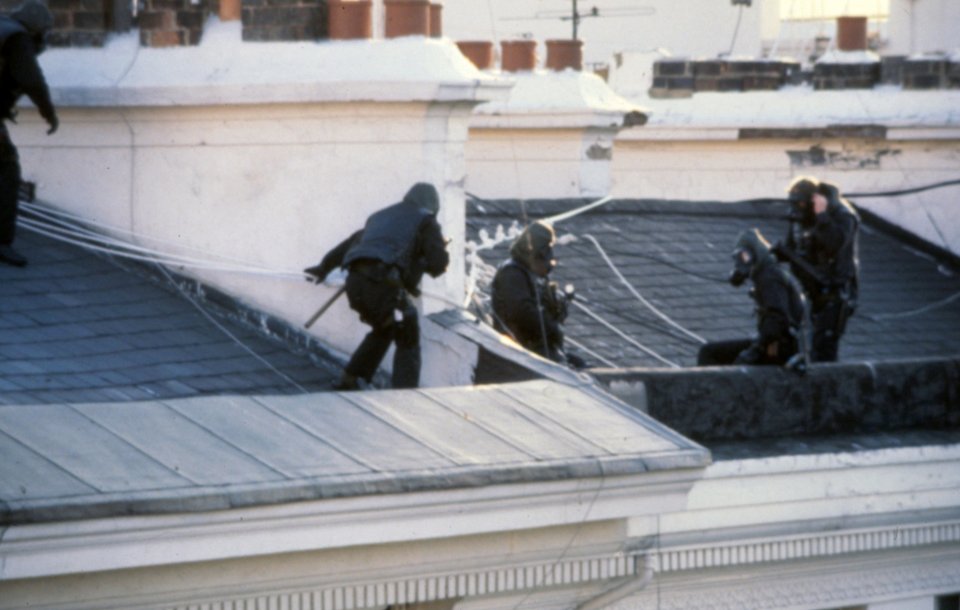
[
  {"xmin": 0, "ymin": 0, "xmax": 58, "ymax": 268},
  {"xmin": 490, "ymin": 221, "xmax": 582, "ymax": 368},
  {"xmin": 773, "ymin": 176, "xmax": 859, "ymax": 362},
  {"xmin": 304, "ymin": 183, "xmax": 449, "ymax": 390},
  {"xmin": 698, "ymin": 228, "xmax": 809, "ymax": 369}
]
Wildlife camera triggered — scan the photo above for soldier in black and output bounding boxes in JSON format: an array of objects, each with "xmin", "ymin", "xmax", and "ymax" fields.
[
  {"xmin": 305, "ymin": 183, "xmax": 449, "ymax": 390},
  {"xmin": 774, "ymin": 176, "xmax": 860, "ymax": 362},
  {"xmin": 698, "ymin": 228, "xmax": 809, "ymax": 369},
  {"xmin": 490, "ymin": 221, "xmax": 580, "ymax": 367},
  {"xmin": 0, "ymin": 0, "xmax": 58, "ymax": 267}
]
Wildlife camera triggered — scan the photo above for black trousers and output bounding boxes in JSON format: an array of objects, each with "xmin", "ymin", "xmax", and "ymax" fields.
[
  {"xmin": 698, "ymin": 337, "xmax": 797, "ymax": 366},
  {"xmin": 0, "ymin": 130, "xmax": 21, "ymax": 246},
  {"xmin": 811, "ymin": 294, "xmax": 851, "ymax": 363},
  {"xmin": 343, "ymin": 265, "xmax": 421, "ymax": 389}
]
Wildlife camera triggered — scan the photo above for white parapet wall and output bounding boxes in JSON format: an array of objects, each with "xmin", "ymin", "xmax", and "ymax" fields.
[
  {"xmin": 11, "ymin": 19, "xmax": 512, "ymax": 386},
  {"xmin": 467, "ymin": 69, "xmax": 648, "ymax": 200},
  {"xmin": 611, "ymin": 87, "xmax": 960, "ymax": 257}
]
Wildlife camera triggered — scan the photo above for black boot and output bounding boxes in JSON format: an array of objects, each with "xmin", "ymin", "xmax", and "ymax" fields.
[
  {"xmin": 0, "ymin": 244, "xmax": 27, "ymax": 267},
  {"xmin": 333, "ymin": 372, "xmax": 360, "ymax": 391}
]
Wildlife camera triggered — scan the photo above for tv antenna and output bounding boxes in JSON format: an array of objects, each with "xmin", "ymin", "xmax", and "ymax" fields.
[{"xmin": 501, "ymin": 2, "xmax": 655, "ymax": 40}]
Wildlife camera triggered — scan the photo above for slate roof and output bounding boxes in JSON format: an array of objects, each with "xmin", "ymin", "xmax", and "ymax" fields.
[
  {"xmin": 466, "ymin": 197, "xmax": 960, "ymax": 369},
  {"xmin": 0, "ymin": 230, "xmax": 340, "ymax": 405},
  {"xmin": 0, "ymin": 379, "xmax": 707, "ymax": 524}
]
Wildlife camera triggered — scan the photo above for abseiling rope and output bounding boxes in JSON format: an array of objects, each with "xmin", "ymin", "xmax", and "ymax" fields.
[
  {"xmin": 20, "ymin": 201, "xmax": 306, "ymax": 279},
  {"xmin": 582, "ymin": 234, "xmax": 708, "ymax": 346}
]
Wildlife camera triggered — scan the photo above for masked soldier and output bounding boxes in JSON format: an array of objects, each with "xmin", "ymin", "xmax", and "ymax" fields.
[
  {"xmin": 304, "ymin": 183, "xmax": 449, "ymax": 390},
  {"xmin": 698, "ymin": 228, "xmax": 809, "ymax": 369},
  {"xmin": 490, "ymin": 221, "xmax": 581, "ymax": 368},
  {"xmin": 774, "ymin": 176, "xmax": 860, "ymax": 362},
  {"xmin": 0, "ymin": 0, "xmax": 58, "ymax": 267}
]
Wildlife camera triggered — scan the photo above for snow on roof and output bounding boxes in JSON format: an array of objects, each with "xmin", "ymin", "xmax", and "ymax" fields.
[
  {"xmin": 472, "ymin": 69, "xmax": 649, "ymax": 128},
  {"xmin": 626, "ymin": 86, "xmax": 960, "ymax": 130},
  {"xmin": 815, "ymin": 49, "xmax": 881, "ymax": 64},
  {"xmin": 40, "ymin": 17, "xmax": 513, "ymax": 105}
]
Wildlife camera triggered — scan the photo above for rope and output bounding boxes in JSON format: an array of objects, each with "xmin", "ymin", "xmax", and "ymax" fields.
[
  {"xmin": 572, "ymin": 301, "xmax": 680, "ymax": 368},
  {"xmin": 154, "ymin": 264, "xmax": 310, "ymax": 394},
  {"xmin": 583, "ymin": 234, "xmax": 708, "ymax": 345},
  {"xmin": 19, "ymin": 205, "xmax": 307, "ymax": 279}
]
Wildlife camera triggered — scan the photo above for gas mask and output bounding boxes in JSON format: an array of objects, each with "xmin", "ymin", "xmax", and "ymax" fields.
[{"xmin": 729, "ymin": 247, "xmax": 754, "ymax": 287}]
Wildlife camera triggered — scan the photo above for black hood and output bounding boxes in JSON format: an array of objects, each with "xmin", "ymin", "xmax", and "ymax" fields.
[
  {"xmin": 11, "ymin": 0, "xmax": 52, "ymax": 35},
  {"xmin": 403, "ymin": 182, "xmax": 440, "ymax": 215}
]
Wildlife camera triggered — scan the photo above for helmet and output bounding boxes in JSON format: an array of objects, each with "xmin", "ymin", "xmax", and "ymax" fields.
[
  {"xmin": 510, "ymin": 221, "xmax": 556, "ymax": 276},
  {"xmin": 787, "ymin": 176, "xmax": 819, "ymax": 204}
]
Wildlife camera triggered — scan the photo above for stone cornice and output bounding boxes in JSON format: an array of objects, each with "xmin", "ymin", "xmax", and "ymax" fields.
[
  {"xmin": 619, "ymin": 548, "xmax": 960, "ymax": 610},
  {"xmin": 655, "ymin": 518, "xmax": 960, "ymax": 574},
  {"xmin": 0, "ymin": 470, "xmax": 699, "ymax": 580}
]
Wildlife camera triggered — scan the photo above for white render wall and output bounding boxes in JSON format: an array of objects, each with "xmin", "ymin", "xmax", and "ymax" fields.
[
  {"xmin": 608, "ymin": 88, "xmax": 960, "ymax": 257},
  {"xmin": 612, "ymin": 130, "xmax": 960, "ymax": 256},
  {"xmin": 11, "ymin": 27, "xmax": 512, "ymax": 386},
  {"xmin": 13, "ymin": 101, "xmax": 473, "ymax": 351},
  {"xmin": 887, "ymin": 0, "xmax": 960, "ymax": 56}
]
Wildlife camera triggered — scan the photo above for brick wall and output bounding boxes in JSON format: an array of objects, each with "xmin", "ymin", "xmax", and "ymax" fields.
[
  {"xmin": 812, "ymin": 62, "xmax": 880, "ymax": 89},
  {"xmin": 651, "ymin": 58, "xmax": 800, "ymax": 98},
  {"xmin": 242, "ymin": 0, "xmax": 327, "ymax": 42},
  {"xmin": 1, "ymin": 0, "xmax": 115, "ymax": 47}
]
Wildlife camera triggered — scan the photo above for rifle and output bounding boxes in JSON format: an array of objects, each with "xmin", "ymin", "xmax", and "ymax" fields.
[{"xmin": 304, "ymin": 285, "xmax": 346, "ymax": 329}]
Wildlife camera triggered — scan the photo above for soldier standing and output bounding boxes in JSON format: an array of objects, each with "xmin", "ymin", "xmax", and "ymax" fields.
[
  {"xmin": 0, "ymin": 0, "xmax": 58, "ymax": 267},
  {"xmin": 774, "ymin": 176, "xmax": 860, "ymax": 362}
]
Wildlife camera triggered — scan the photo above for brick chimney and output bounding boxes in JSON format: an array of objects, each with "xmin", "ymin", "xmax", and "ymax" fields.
[{"xmin": 836, "ymin": 16, "xmax": 868, "ymax": 52}]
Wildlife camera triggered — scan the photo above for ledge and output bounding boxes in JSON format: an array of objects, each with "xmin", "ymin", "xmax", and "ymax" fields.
[
  {"xmin": 40, "ymin": 20, "xmax": 513, "ymax": 107},
  {"xmin": 594, "ymin": 356, "xmax": 960, "ymax": 443},
  {"xmin": 472, "ymin": 70, "xmax": 649, "ymax": 130}
]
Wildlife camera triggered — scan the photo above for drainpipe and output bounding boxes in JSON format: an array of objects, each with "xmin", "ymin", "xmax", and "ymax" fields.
[{"xmin": 575, "ymin": 555, "xmax": 656, "ymax": 610}]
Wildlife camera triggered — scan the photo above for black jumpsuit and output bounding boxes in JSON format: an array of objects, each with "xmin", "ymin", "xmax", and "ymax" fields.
[
  {"xmin": 312, "ymin": 184, "xmax": 449, "ymax": 388},
  {"xmin": 0, "ymin": 15, "xmax": 57, "ymax": 249}
]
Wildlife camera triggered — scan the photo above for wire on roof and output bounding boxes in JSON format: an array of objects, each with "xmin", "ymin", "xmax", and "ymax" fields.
[
  {"xmin": 572, "ymin": 300, "xmax": 680, "ymax": 368},
  {"xmin": 583, "ymin": 234, "xmax": 708, "ymax": 346},
  {"xmin": 154, "ymin": 263, "xmax": 311, "ymax": 394}
]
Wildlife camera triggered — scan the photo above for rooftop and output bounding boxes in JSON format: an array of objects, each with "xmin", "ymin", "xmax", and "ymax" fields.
[
  {"xmin": 466, "ymin": 196, "xmax": 960, "ymax": 369},
  {"xmin": 0, "ymin": 229, "xmax": 340, "ymax": 405}
]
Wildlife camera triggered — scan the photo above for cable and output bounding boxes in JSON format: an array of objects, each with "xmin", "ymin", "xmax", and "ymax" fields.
[
  {"xmin": 565, "ymin": 336, "xmax": 620, "ymax": 369},
  {"xmin": 863, "ymin": 290, "xmax": 960, "ymax": 322},
  {"xmin": 583, "ymin": 234, "xmax": 707, "ymax": 345},
  {"xmin": 845, "ymin": 178, "xmax": 960, "ymax": 199},
  {"xmin": 154, "ymin": 263, "xmax": 311, "ymax": 394},
  {"xmin": 573, "ymin": 301, "xmax": 680, "ymax": 368},
  {"xmin": 22, "ymin": 201, "xmax": 306, "ymax": 276},
  {"xmin": 727, "ymin": 4, "xmax": 745, "ymax": 57},
  {"xmin": 19, "ymin": 208, "xmax": 306, "ymax": 279}
]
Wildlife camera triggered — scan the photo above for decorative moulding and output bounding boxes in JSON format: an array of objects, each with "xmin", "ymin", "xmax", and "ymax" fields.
[
  {"xmin": 163, "ymin": 550, "xmax": 648, "ymax": 610},
  {"xmin": 621, "ymin": 552, "xmax": 960, "ymax": 610}
]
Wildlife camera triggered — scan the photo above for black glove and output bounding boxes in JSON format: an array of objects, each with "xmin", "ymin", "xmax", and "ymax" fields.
[
  {"xmin": 770, "ymin": 241, "xmax": 788, "ymax": 262},
  {"xmin": 303, "ymin": 264, "xmax": 328, "ymax": 284}
]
